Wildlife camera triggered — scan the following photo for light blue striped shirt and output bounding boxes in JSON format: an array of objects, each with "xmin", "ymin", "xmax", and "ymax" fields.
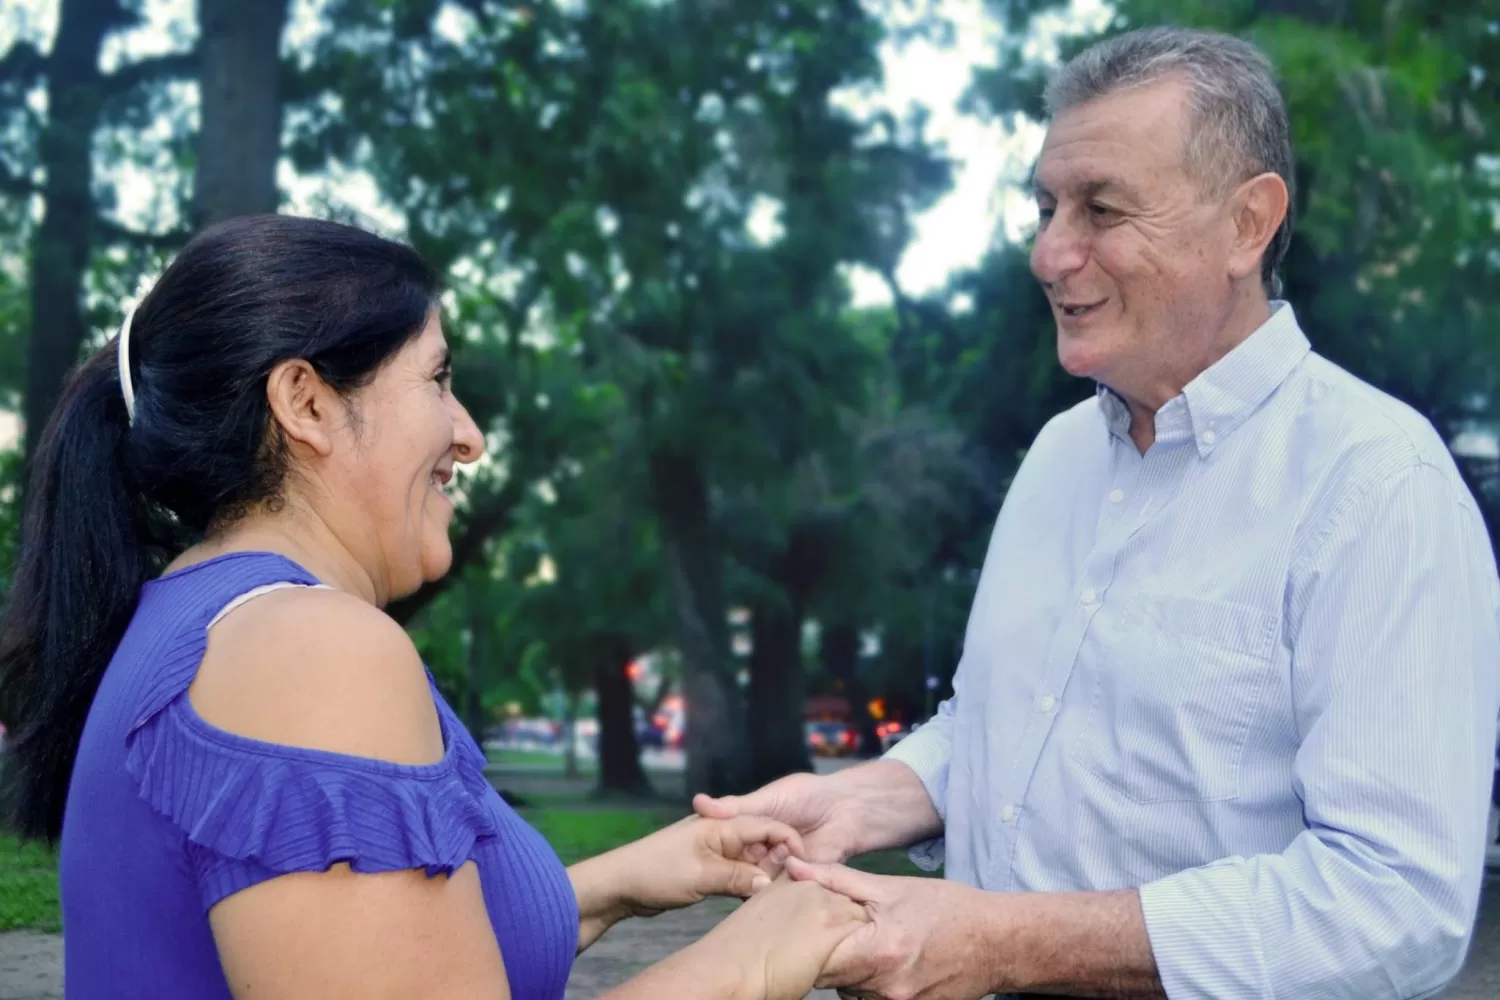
[{"xmin": 886, "ymin": 302, "xmax": 1500, "ymax": 999}]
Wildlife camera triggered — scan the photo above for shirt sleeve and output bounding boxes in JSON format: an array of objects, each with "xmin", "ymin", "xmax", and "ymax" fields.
[
  {"xmin": 1138, "ymin": 461, "xmax": 1500, "ymax": 999},
  {"xmin": 883, "ymin": 696, "xmax": 956, "ymax": 819},
  {"xmin": 882, "ymin": 696, "xmax": 956, "ymax": 871}
]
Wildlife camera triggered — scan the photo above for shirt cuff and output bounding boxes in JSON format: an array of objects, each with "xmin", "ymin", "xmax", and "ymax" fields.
[
  {"xmin": 1138, "ymin": 858, "xmax": 1269, "ymax": 999},
  {"xmin": 881, "ymin": 727, "xmax": 951, "ymax": 821},
  {"xmin": 881, "ymin": 726, "xmax": 951, "ymax": 872}
]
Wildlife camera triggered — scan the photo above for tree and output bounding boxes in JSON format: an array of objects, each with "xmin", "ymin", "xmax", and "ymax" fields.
[
  {"xmin": 193, "ymin": 0, "xmax": 291, "ymax": 226},
  {"xmin": 297, "ymin": 0, "xmax": 949, "ymax": 797},
  {"xmin": 7, "ymin": 0, "xmax": 193, "ymax": 463}
]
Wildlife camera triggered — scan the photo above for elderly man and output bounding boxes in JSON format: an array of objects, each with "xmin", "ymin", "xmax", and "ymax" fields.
[{"xmin": 697, "ymin": 25, "xmax": 1500, "ymax": 1000}]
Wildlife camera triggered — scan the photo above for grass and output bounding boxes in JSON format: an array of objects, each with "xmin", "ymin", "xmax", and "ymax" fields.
[
  {"xmin": 487, "ymin": 748, "xmax": 592, "ymax": 769},
  {"xmin": 0, "ymin": 808, "xmax": 935, "ymax": 935},
  {"xmin": 521, "ymin": 807, "xmax": 681, "ymax": 865},
  {"xmin": 0, "ymin": 835, "xmax": 60, "ymax": 933}
]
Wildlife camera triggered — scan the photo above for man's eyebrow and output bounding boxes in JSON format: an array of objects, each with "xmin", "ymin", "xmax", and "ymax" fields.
[{"xmin": 1031, "ymin": 176, "xmax": 1137, "ymax": 204}]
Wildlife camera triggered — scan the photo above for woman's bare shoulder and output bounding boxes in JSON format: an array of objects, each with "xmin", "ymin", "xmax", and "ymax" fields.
[{"xmin": 188, "ymin": 586, "xmax": 444, "ymax": 766}]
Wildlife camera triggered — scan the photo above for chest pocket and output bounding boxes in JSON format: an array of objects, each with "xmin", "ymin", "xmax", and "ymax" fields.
[{"xmin": 1069, "ymin": 592, "xmax": 1278, "ymax": 804}]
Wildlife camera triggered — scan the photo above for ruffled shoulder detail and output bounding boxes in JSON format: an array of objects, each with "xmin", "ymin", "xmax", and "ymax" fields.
[{"xmin": 125, "ymin": 694, "xmax": 498, "ymax": 881}]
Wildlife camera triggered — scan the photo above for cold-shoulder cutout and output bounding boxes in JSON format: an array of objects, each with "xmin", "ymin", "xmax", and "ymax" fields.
[{"xmin": 189, "ymin": 584, "xmax": 445, "ymax": 767}]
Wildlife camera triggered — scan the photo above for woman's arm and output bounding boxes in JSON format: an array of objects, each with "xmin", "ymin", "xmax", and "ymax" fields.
[
  {"xmin": 567, "ymin": 814, "xmax": 800, "ymax": 952},
  {"xmin": 600, "ymin": 879, "xmax": 869, "ymax": 1000},
  {"xmin": 568, "ymin": 851, "xmax": 635, "ymax": 952}
]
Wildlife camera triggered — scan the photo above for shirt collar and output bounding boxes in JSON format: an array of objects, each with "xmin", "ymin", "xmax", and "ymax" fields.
[{"xmin": 1096, "ymin": 301, "xmax": 1311, "ymax": 457}]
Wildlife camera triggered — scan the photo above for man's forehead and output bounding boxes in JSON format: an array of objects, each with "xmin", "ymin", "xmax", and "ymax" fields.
[{"xmin": 1032, "ymin": 87, "xmax": 1192, "ymax": 197}]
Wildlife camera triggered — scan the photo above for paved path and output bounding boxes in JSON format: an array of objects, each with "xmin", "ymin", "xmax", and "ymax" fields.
[{"xmin": 7, "ymin": 876, "xmax": 1500, "ymax": 999}]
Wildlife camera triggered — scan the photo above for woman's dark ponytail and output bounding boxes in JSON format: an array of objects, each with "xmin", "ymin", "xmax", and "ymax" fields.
[{"xmin": 0, "ymin": 347, "xmax": 169, "ymax": 841}]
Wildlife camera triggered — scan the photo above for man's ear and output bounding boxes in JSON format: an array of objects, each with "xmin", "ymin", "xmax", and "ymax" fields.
[
  {"xmin": 265, "ymin": 359, "xmax": 340, "ymax": 459},
  {"xmin": 1226, "ymin": 171, "xmax": 1289, "ymax": 284}
]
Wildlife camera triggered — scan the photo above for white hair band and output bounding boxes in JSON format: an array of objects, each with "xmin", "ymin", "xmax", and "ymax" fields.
[{"xmin": 116, "ymin": 305, "xmax": 138, "ymax": 425}]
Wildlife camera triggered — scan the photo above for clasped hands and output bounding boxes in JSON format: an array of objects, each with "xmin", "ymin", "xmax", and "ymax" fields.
[
  {"xmin": 592, "ymin": 768, "xmax": 997, "ymax": 1000},
  {"xmin": 692, "ymin": 771, "xmax": 1004, "ymax": 1000}
]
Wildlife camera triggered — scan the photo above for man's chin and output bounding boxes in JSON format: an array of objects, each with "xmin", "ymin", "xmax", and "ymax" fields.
[{"xmin": 1056, "ymin": 336, "xmax": 1107, "ymax": 380}]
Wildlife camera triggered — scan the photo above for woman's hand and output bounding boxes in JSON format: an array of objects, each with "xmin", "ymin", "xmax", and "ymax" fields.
[
  {"xmin": 570, "ymin": 814, "xmax": 804, "ymax": 951},
  {"xmin": 692, "ymin": 877, "xmax": 871, "ymax": 1000},
  {"xmin": 616, "ymin": 814, "xmax": 804, "ymax": 917}
]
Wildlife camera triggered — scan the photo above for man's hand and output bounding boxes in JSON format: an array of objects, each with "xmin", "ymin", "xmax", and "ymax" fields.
[
  {"xmin": 785, "ymin": 857, "xmax": 1001, "ymax": 1000},
  {"xmin": 693, "ymin": 759, "xmax": 942, "ymax": 864},
  {"xmin": 788, "ymin": 859, "xmax": 1167, "ymax": 1000},
  {"xmin": 694, "ymin": 772, "xmax": 860, "ymax": 863}
]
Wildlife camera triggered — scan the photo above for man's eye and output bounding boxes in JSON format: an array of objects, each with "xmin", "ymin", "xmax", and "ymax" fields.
[
  {"xmin": 1037, "ymin": 206, "xmax": 1055, "ymax": 223},
  {"xmin": 1089, "ymin": 203, "xmax": 1116, "ymax": 218}
]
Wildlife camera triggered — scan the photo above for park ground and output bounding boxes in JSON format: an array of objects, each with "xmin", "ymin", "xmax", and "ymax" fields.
[{"xmin": 4, "ymin": 753, "xmax": 1500, "ymax": 999}]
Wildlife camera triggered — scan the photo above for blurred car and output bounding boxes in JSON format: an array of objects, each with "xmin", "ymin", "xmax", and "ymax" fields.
[
  {"xmin": 805, "ymin": 720, "xmax": 857, "ymax": 757},
  {"xmin": 876, "ymin": 720, "xmax": 908, "ymax": 752},
  {"xmin": 652, "ymin": 695, "xmax": 685, "ymax": 749}
]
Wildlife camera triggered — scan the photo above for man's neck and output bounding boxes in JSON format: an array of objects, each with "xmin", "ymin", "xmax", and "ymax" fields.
[{"xmin": 1121, "ymin": 291, "xmax": 1273, "ymax": 453}]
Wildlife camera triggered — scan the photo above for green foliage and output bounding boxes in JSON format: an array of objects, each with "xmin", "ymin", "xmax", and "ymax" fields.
[
  {"xmin": 0, "ymin": 448, "xmax": 20, "ymax": 593},
  {"xmin": 3, "ymin": 0, "xmax": 1495, "ymax": 772}
]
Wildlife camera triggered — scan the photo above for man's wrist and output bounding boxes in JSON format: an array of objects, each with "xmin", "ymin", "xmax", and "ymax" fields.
[{"xmin": 828, "ymin": 758, "xmax": 943, "ymax": 857}]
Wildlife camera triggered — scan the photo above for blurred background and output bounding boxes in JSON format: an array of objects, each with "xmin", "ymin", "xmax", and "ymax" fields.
[{"xmin": 1, "ymin": 0, "xmax": 1499, "ymax": 938}]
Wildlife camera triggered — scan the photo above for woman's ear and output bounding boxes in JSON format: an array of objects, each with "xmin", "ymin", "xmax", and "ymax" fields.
[{"xmin": 265, "ymin": 360, "xmax": 341, "ymax": 458}]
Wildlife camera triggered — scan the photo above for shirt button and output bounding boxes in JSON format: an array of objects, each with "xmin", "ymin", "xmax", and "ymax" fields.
[
  {"xmin": 1108, "ymin": 489, "xmax": 1124, "ymax": 503},
  {"xmin": 1039, "ymin": 695, "xmax": 1057, "ymax": 714},
  {"xmin": 1000, "ymin": 805, "xmax": 1016, "ymax": 823},
  {"xmin": 1200, "ymin": 430, "xmax": 1217, "ymax": 446},
  {"xmin": 1080, "ymin": 587, "xmax": 1098, "ymax": 605}
]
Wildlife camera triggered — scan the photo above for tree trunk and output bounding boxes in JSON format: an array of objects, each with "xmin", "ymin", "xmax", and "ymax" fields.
[
  {"xmin": 823, "ymin": 620, "xmax": 880, "ymax": 755},
  {"xmin": 193, "ymin": 0, "xmax": 290, "ymax": 228},
  {"xmin": 561, "ymin": 691, "xmax": 578, "ymax": 780},
  {"xmin": 747, "ymin": 596, "xmax": 812, "ymax": 786},
  {"xmin": 648, "ymin": 448, "xmax": 751, "ymax": 798},
  {"xmin": 594, "ymin": 634, "xmax": 652, "ymax": 798},
  {"xmin": 22, "ymin": 0, "xmax": 124, "ymax": 463}
]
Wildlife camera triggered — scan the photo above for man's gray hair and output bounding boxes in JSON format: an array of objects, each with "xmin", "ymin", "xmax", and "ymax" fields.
[{"xmin": 1044, "ymin": 26, "xmax": 1295, "ymax": 295}]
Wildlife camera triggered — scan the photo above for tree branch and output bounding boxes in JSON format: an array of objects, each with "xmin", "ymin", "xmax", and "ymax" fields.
[
  {"xmin": 104, "ymin": 51, "xmax": 196, "ymax": 95},
  {"xmin": 94, "ymin": 215, "xmax": 192, "ymax": 252},
  {"xmin": 388, "ymin": 477, "xmax": 530, "ymax": 625},
  {"xmin": 0, "ymin": 160, "xmax": 36, "ymax": 198},
  {"xmin": 0, "ymin": 41, "xmax": 46, "ymax": 88}
]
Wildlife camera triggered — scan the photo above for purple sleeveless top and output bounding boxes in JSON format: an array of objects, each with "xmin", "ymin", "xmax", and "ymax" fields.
[{"xmin": 59, "ymin": 552, "xmax": 578, "ymax": 999}]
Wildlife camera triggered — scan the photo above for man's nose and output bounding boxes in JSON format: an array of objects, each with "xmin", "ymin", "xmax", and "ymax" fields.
[{"xmin": 1030, "ymin": 216, "xmax": 1088, "ymax": 286}]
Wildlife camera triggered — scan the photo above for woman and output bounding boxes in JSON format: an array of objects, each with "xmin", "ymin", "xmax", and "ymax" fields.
[{"xmin": 0, "ymin": 215, "xmax": 865, "ymax": 999}]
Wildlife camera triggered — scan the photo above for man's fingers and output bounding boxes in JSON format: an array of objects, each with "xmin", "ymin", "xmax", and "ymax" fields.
[{"xmin": 784, "ymin": 857, "xmax": 882, "ymax": 905}]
